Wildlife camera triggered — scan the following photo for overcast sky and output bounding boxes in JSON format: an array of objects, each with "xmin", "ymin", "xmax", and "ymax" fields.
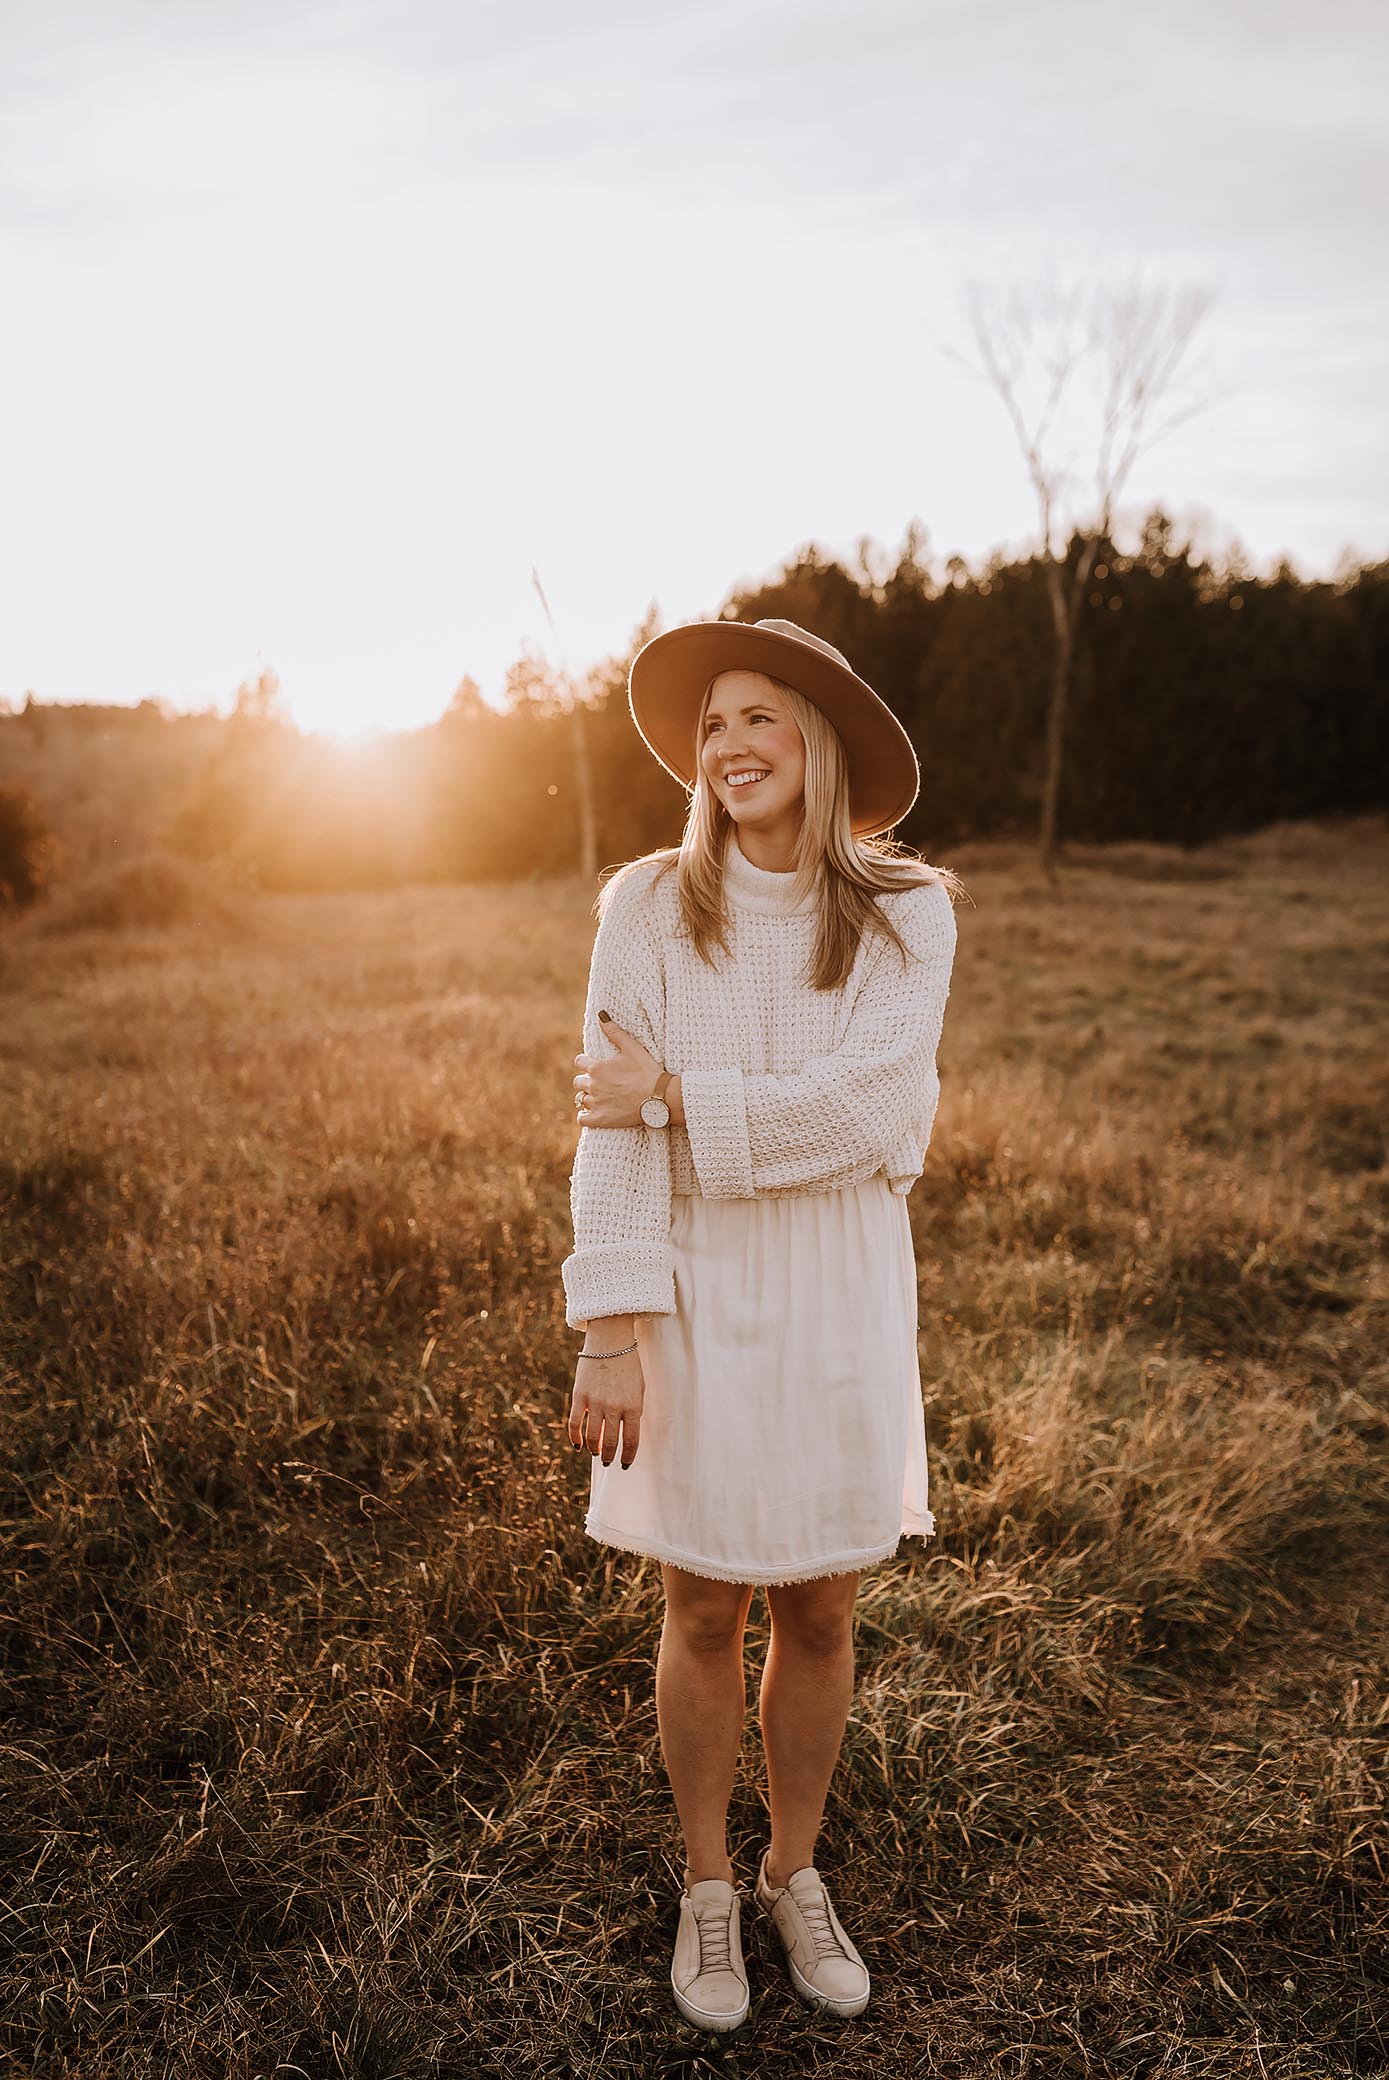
[{"xmin": 2, "ymin": 0, "xmax": 1385, "ymax": 735}]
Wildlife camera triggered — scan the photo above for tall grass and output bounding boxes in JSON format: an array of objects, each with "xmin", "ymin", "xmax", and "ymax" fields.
[{"xmin": 1, "ymin": 817, "xmax": 1385, "ymax": 2078}]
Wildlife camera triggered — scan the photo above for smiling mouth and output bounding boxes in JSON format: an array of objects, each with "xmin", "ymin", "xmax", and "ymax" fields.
[{"xmin": 726, "ymin": 770, "xmax": 770, "ymax": 790}]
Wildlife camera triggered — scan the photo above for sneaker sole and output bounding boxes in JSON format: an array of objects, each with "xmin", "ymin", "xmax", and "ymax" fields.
[{"xmin": 670, "ymin": 1972, "xmax": 750, "ymax": 2031}]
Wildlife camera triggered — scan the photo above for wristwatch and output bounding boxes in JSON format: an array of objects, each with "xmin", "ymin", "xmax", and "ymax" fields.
[{"xmin": 640, "ymin": 1069, "xmax": 674, "ymax": 1129}]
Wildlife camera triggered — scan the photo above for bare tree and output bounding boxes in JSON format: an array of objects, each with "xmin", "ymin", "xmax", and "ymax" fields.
[
  {"xmin": 232, "ymin": 665, "xmax": 290, "ymax": 729},
  {"xmin": 943, "ymin": 266, "xmax": 1222, "ymax": 874},
  {"xmin": 531, "ymin": 568, "xmax": 598, "ymax": 881}
]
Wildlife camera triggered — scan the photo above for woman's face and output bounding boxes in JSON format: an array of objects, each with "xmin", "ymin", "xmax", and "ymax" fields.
[{"xmin": 699, "ymin": 671, "xmax": 807, "ymax": 832}]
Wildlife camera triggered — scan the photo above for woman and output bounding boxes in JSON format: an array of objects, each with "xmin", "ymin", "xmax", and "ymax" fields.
[{"xmin": 560, "ymin": 617, "xmax": 961, "ymax": 2031}]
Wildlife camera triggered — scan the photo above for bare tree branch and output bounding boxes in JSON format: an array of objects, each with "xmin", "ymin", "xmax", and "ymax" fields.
[{"xmin": 946, "ymin": 263, "xmax": 1221, "ymax": 874}]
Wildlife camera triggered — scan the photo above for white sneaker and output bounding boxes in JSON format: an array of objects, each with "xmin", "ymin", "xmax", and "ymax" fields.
[
  {"xmin": 670, "ymin": 1875, "xmax": 751, "ymax": 2031},
  {"xmin": 755, "ymin": 1848, "xmax": 871, "ymax": 2017}
]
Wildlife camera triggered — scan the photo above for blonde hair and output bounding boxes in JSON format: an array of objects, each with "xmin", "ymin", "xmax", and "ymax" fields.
[{"xmin": 598, "ymin": 670, "xmax": 965, "ymax": 991}]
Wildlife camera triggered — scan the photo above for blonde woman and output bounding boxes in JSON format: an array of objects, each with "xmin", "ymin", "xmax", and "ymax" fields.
[{"xmin": 561, "ymin": 618, "xmax": 961, "ymax": 2031}]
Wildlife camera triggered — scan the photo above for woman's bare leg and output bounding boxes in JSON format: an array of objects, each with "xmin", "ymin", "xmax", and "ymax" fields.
[
  {"xmin": 759, "ymin": 1571, "xmax": 861, "ymax": 1887},
  {"xmin": 657, "ymin": 1564, "xmax": 757, "ymax": 1885}
]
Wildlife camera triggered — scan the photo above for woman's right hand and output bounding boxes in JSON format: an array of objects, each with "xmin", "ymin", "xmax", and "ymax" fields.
[{"xmin": 568, "ymin": 1338, "xmax": 645, "ymax": 1470}]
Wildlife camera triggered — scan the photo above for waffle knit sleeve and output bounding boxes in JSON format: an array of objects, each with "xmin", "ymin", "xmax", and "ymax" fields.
[
  {"xmin": 679, "ymin": 878, "xmax": 957, "ymax": 1198},
  {"xmin": 560, "ymin": 864, "xmax": 677, "ymax": 1330}
]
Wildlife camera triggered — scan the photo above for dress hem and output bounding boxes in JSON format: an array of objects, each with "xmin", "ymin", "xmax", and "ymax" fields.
[{"xmin": 583, "ymin": 1515, "xmax": 935, "ymax": 1587}]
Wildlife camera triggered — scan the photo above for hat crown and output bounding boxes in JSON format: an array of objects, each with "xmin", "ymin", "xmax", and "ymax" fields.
[{"xmin": 752, "ymin": 618, "xmax": 852, "ymax": 673}]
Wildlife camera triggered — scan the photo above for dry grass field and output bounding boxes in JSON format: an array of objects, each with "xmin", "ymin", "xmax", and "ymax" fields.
[{"xmin": 1, "ymin": 816, "xmax": 1386, "ymax": 2079}]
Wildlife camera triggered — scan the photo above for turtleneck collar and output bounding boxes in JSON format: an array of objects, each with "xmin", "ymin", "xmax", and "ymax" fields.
[{"xmin": 721, "ymin": 828, "xmax": 818, "ymax": 917}]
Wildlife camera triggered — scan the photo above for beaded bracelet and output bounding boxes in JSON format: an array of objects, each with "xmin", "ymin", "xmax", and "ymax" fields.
[{"xmin": 578, "ymin": 1339, "xmax": 638, "ymax": 1359}]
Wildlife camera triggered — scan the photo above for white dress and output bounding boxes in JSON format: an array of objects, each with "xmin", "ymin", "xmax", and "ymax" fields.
[
  {"xmin": 585, "ymin": 1172, "xmax": 934, "ymax": 1586},
  {"xmin": 561, "ymin": 828, "xmax": 956, "ymax": 1589}
]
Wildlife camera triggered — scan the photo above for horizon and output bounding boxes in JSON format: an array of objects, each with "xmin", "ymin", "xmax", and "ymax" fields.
[{"xmin": 0, "ymin": 524, "xmax": 1369, "ymax": 747}]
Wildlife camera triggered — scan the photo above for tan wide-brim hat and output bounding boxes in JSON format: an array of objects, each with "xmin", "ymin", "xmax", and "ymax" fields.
[{"xmin": 628, "ymin": 617, "xmax": 921, "ymax": 839}]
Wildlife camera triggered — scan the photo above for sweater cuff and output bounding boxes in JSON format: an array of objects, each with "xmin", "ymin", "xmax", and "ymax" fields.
[
  {"xmin": 561, "ymin": 1242, "xmax": 677, "ymax": 1330},
  {"xmin": 680, "ymin": 1067, "xmax": 756, "ymax": 1198}
]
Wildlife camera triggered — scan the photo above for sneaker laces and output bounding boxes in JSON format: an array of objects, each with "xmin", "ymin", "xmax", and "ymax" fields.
[
  {"xmin": 794, "ymin": 1877, "xmax": 849, "ymax": 1961},
  {"xmin": 692, "ymin": 1894, "xmax": 737, "ymax": 1974}
]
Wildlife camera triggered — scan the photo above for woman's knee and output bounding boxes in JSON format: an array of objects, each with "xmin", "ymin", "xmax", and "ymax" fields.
[
  {"xmin": 766, "ymin": 1571, "xmax": 860, "ymax": 1654},
  {"xmin": 661, "ymin": 1565, "xmax": 755, "ymax": 1653}
]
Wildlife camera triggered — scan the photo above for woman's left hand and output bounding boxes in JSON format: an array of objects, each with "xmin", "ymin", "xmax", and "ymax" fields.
[{"xmin": 574, "ymin": 1018, "xmax": 662, "ymax": 1127}]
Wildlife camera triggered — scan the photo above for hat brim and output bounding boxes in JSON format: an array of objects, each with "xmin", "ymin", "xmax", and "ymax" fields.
[{"xmin": 627, "ymin": 621, "xmax": 920, "ymax": 840}]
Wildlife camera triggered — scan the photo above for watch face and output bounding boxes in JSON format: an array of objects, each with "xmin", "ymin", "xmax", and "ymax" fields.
[{"xmin": 640, "ymin": 1098, "xmax": 671, "ymax": 1128}]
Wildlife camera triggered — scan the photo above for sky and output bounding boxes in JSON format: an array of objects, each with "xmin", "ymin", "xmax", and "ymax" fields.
[{"xmin": 2, "ymin": 0, "xmax": 1386, "ymax": 737}]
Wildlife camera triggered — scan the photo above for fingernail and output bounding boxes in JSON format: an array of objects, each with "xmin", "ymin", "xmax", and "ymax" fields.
[{"xmin": 598, "ymin": 1009, "xmax": 611, "ymax": 1023}]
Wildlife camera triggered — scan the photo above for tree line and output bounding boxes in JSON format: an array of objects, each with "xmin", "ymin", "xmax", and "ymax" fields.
[{"xmin": 2, "ymin": 506, "xmax": 1386, "ymax": 906}]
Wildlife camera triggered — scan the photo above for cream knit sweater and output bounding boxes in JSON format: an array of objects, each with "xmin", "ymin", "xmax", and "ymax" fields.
[{"xmin": 561, "ymin": 829, "xmax": 958, "ymax": 1330}]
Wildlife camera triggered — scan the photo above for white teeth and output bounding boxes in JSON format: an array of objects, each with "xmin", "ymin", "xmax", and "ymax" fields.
[{"xmin": 727, "ymin": 770, "xmax": 770, "ymax": 787}]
